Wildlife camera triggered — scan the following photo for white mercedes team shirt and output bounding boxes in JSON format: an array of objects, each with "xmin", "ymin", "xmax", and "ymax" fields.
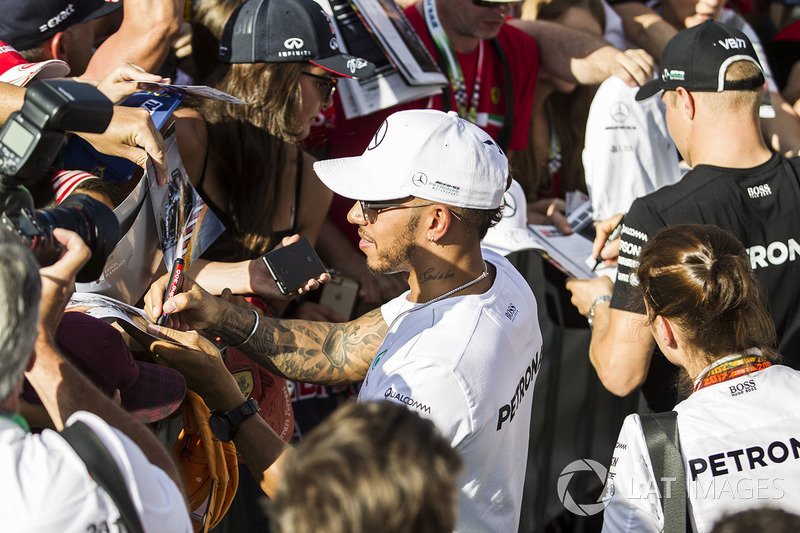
[
  {"xmin": 602, "ymin": 364, "xmax": 800, "ymax": 532},
  {"xmin": 0, "ymin": 411, "xmax": 191, "ymax": 532},
  {"xmin": 360, "ymin": 248, "xmax": 543, "ymax": 533}
]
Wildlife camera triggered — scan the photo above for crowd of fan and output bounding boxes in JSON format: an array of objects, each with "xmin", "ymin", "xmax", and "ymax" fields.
[{"xmin": 1, "ymin": 0, "xmax": 800, "ymax": 531}]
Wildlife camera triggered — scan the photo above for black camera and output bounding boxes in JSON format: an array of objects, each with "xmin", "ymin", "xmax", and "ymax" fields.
[{"xmin": 0, "ymin": 80, "xmax": 120, "ymax": 282}]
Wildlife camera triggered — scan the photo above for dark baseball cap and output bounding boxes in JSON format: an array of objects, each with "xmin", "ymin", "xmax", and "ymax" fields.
[
  {"xmin": 636, "ymin": 20, "xmax": 765, "ymax": 102},
  {"xmin": 0, "ymin": 0, "xmax": 123, "ymax": 51},
  {"xmin": 22, "ymin": 312, "xmax": 187, "ymax": 423},
  {"xmin": 218, "ymin": 0, "xmax": 375, "ymax": 78}
]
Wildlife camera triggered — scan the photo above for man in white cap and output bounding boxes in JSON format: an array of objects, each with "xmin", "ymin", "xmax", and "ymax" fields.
[{"xmin": 143, "ymin": 109, "xmax": 543, "ymax": 532}]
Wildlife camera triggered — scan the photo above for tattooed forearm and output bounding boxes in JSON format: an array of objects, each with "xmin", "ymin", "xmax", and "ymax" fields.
[
  {"xmin": 213, "ymin": 304, "xmax": 388, "ymax": 386},
  {"xmin": 213, "ymin": 303, "xmax": 260, "ymax": 346}
]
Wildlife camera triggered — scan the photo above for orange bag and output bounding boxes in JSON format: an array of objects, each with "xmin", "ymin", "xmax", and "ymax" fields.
[{"xmin": 174, "ymin": 391, "xmax": 239, "ymax": 532}]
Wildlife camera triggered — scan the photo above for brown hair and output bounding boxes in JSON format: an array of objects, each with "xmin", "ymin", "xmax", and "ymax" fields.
[
  {"xmin": 190, "ymin": 0, "xmax": 308, "ymax": 260},
  {"xmin": 270, "ymin": 401, "xmax": 462, "ymax": 533},
  {"xmin": 457, "ymin": 205, "xmax": 504, "ymax": 241},
  {"xmin": 636, "ymin": 224, "xmax": 779, "ymax": 367}
]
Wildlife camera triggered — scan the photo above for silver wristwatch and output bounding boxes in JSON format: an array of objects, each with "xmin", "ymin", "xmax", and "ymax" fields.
[{"xmin": 587, "ymin": 295, "xmax": 612, "ymax": 330}]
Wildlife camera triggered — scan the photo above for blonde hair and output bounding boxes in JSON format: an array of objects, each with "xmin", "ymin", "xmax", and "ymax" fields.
[{"xmin": 271, "ymin": 401, "xmax": 462, "ymax": 533}]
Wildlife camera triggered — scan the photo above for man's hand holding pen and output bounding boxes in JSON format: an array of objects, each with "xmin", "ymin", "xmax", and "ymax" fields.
[{"xmin": 591, "ymin": 214, "xmax": 624, "ymax": 270}]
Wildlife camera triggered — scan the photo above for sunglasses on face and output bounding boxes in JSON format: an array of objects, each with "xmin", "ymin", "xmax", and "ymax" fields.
[
  {"xmin": 302, "ymin": 71, "xmax": 338, "ymax": 101},
  {"xmin": 358, "ymin": 200, "xmax": 462, "ymax": 224}
]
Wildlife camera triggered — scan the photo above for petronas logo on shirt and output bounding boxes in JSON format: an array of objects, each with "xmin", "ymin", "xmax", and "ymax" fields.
[{"xmin": 372, "ymin": 349, "xmax": 387, "ymax": 369}]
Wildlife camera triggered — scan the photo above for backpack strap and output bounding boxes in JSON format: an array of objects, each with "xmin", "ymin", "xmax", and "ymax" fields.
[
  {"xmin": 61, "ymin": 420, "xmax": 145, "ymax": 533},
  {"xmin": 640, "ymin": 411, "xmax": 687, "ymax": 533}
]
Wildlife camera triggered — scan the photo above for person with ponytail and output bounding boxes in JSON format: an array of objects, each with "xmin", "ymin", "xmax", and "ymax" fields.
[{"xmin": 601, "ymin": 224, "xmax": 800, "ymax": 533}]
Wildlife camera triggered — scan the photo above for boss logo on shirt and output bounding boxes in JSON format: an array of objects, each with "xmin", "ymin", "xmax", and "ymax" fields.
[
  {"xmin": 747, "ymin": 184, "xmax": 772, "ymax": 199},
  {"xmin": 505, "ymin": 303, "xmax": 518, "ymax": 321},
  {"xmin": 730, "ymin": 379, "xmax": 757, "ymax": 397}
]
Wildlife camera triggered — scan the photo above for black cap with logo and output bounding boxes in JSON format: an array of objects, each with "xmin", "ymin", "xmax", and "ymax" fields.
[
  {"xmin": 0, "ymin": 0, "xmax": 122, "ymax": 51},
  {"xmin": 218, "ymin": 0, "xmax": 375, "ymax": 79},
  {"xmin": 636, "ymin": 20, "xmax": 765, "ymax": 102}
]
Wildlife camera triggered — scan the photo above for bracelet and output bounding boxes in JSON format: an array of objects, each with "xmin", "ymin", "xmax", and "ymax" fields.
[
  {"xmin": 587, "ymin": 295, "xmax": 612, "ymax": 330},
  {"xmin": 233, "ymin": 310, "xmax": 259, "ymax": 348}
]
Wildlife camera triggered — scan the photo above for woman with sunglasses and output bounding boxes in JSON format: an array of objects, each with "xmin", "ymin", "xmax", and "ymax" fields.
[
  {"xmin": 172, "ymin": 0, "xmax": 373, "ymax": 307},
  {"xmin": 602, "ymin": 224, "xmax": 800, "ymax": 532}
]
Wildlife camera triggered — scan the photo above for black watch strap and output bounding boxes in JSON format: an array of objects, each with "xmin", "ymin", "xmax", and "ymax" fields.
[{"xmin": 211, "ymin": 398, "xmax": 260, "ymax": 441}]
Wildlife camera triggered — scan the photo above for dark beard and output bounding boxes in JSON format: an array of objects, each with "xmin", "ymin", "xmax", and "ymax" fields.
[{"xmin": 365, "ymin": 212, "xmax": 420, "ymax": 275}]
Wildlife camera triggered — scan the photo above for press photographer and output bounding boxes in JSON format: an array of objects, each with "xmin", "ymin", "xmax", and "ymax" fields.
[{"xmin": 0, "ymin": 79, "xmax": 120, "ymax": 281}]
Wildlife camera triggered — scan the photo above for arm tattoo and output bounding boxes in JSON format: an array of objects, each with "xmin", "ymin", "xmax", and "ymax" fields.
[{"xmin": 214, "ymin": 305, "xmax": 387, "ymax": 386}]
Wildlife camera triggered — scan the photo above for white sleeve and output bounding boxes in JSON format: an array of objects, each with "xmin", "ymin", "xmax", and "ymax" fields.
[
  {"xmin": 366, "ymin": 356, "xmax": 473, "ymax": 448},
  {"xmin": 601, "ymin": 414, "xmax": 664, "ymax": 533},
  {"xmin": 582, "ymin": 77, "xmax": 681, "ymax": 222},
  {"xmin": 66, "ymin": 412, "xmax": 192, "ymax": 533}
]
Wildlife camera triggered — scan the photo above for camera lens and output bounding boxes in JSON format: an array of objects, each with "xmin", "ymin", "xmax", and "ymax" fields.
[{"xmin": 33, "ymin": 194, "xmax": 120, "ymax": 282}]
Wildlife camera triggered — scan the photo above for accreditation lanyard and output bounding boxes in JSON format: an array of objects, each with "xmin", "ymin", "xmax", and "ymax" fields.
[
  {"xmin": 423, "ymin": 0, "xmax": 484, "ymax": 123},
  {"xmin": 692, "ymin": 352, "xmax": 771, "ymax": 393}
]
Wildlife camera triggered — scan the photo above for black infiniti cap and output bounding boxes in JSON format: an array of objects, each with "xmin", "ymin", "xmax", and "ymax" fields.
[
  {"xmin": 218, "ymin": 0, "xmax": 375, "ymax": 79},
  {"xmin": 0, "ymin": 0, "xmax": 122, "ymax": 51},
  {"xmin": 636, "ymin": 20, "xmax": 765, "ymax": 102}
]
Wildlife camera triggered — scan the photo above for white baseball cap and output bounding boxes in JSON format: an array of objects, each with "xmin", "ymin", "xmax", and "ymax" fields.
[
  {"xmin": 482, "ymin": 179, "xmax": 543, "ymax": 256},
  {"xmin": 313, "ymin": 109, "xmax": 509, "ymax": 209}
]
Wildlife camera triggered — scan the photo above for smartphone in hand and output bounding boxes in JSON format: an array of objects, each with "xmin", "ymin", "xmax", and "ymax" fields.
[
  {"xmin": 262, "ymin": 237, "xmax": 327, "ymax": 295},
  {"xmin": 319, "ymin": 274, "xmax": 360, "ymax": 320}
]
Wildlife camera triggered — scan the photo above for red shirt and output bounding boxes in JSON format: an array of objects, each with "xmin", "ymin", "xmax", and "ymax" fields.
[{"xmin": 328, "ymin": 9, "xmax": 540, "ymax": 241}]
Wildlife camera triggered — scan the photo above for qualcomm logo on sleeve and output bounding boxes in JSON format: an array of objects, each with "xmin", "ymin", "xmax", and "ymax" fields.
[{"xmin": 384, "ymin": 387, "xmax": 432, "ymax": 414}]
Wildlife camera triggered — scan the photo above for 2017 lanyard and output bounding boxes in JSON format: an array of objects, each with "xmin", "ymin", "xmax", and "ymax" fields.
[{"xmin": 693, "ymin": 352, "xmax": 771, "ymax": 392}]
